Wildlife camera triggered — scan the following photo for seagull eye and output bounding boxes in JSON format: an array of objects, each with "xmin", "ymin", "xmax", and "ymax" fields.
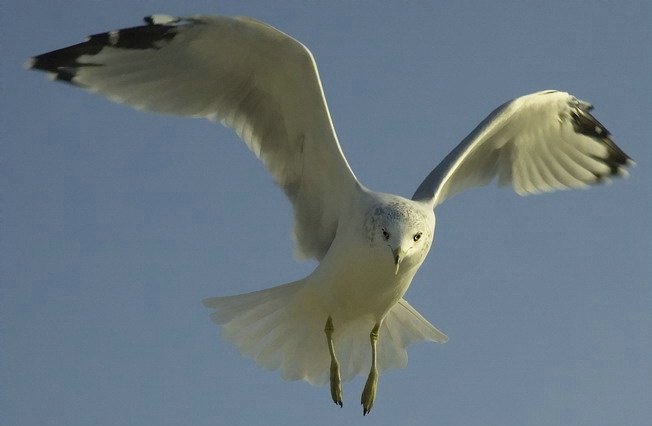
[
  {"xmin": 381, "ymin": 228, "xmax": 390, "ymax": 240},
  {"xmin": 413, "ymin": 232, "xmax": 422, "ymax": 242}
]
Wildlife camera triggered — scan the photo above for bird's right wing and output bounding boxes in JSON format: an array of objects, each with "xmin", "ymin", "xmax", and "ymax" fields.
[{"xmin": 28, "ymin": 15, "xmax": 361, "ymax": 260}]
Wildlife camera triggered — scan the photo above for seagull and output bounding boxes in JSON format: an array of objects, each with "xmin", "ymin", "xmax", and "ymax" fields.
[{"xmin": 28, "ymin": 14, "xmax": 633, "ymax": 415}]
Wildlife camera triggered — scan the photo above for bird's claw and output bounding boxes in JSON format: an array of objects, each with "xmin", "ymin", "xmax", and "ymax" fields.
[
  {"xmin": 330, "ymin": 359, "xmax": 343, "ymax": 407},
  {"xmin": 361, "ymin": 367, "xmax": 378, "ymax": 415}
]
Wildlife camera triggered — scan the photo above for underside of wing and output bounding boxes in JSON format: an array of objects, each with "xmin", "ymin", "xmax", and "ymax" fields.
[
  {"xmin": 28, "ymin": 15, "xmax": 361, "ymax": 260},
  {"xmin": 412, "ymin": 90, "xmax": 633, "ymax": 208}
]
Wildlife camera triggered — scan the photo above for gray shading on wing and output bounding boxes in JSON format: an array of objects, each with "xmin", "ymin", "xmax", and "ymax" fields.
[
  {"xmin": 28, "ymin": 14, "xmax": 361, "ymax": 260},
  {"xmin": 412, "ymin": 90, "xmax": 633, "ymax": 208}
]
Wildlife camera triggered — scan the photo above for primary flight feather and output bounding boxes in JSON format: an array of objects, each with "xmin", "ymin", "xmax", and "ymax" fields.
[{"xmin": 28, "ymin": 14, "xmax": 632, "ymax": 415}]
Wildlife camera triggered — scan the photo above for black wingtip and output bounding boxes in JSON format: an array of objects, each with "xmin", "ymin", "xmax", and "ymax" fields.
[
  {"xmin": 83, "ymin": 23, "xmax": 178, "ymax": 51},
  {"xmin": 570, "ymin": 106, "xmax": 610, "ymax": 139},
  {"xmin": 570, "ymin": 102, "xmax": 633, "ymax": 177},
  {"xmin": 28, "ymin": 18, "xmax": 181, "ymax": 84},
  {"xmin": 28, "ymin": 40, "xmax": 104, "ymax": 85}
]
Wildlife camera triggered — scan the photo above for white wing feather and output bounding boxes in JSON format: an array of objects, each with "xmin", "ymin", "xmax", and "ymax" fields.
[{"xmin": 28, "ymin": 15, "xmax": 360, "ymax": 260}]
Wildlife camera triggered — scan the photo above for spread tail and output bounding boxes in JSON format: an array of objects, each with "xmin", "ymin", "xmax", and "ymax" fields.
[{"xmin": 203, "ymin": 281, "xmax": 447, "ymax": 386}]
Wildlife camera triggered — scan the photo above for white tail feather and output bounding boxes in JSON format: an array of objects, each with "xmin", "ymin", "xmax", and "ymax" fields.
[{"xmin": 203, "ymin": 282, "xmax": 447, "ymax": 386}]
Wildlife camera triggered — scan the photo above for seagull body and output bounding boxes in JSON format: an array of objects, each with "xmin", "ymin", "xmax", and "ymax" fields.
[{"xmin": 28, "ymin": 14, "xmax": 632, "ymax": 414}]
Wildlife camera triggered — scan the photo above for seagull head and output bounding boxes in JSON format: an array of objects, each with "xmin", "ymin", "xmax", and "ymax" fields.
[
  {"xmin": 381, "ymin": 224, "xmax": 424, "ymax": 275},
  {"xmin": 366, "ymin": 200, "xmax": 434, "ymax": 275}
]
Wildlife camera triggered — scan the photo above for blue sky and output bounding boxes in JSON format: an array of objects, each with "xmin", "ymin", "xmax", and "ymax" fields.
[{"xmin": 1, "ymin": 1, "xmax": 650, "ymax": 425}]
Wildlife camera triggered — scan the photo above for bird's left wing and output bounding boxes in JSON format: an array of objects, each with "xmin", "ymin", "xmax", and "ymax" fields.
[
  {"xmin": 27, "ymin": 15, "xmax": 361, "ymax": 260},
  {"xmin": 412, "ymin": 90, "xmax": 632, "ymax": 208}
]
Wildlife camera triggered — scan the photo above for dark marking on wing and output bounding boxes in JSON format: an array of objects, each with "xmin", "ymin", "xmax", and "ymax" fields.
[
  {"xmin": 28, "ymin": 17, "xmax": 180, "ymax": 84},
  {"xmin": 570, "ymin": 101, "xmax": 633, "ymax": 176}
]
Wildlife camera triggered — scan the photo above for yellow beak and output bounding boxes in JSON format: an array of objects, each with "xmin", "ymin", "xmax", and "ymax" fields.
[{"xmin": 392, "ymin": 247, "xmax": 404, "ymax": 275}]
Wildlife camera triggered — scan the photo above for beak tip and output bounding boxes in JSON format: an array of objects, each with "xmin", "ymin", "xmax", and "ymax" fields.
[{"xmin": 392, "ymin": 247, "xmax": 402, "ymax": 275}]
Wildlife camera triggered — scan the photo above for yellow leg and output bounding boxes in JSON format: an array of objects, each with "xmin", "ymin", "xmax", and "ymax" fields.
[
  {"xmin": 361, "ymin": 323, "xmax": 380, "ymax": 415},
  {"xmin": 324, "ymin": 316, "xmax": 343, "ymax": 407}
]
